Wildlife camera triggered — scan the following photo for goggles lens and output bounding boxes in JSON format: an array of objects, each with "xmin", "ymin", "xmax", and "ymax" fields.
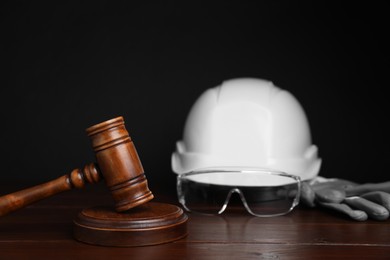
[{"xmin": 177, "ymin": 169, "xmax": 301, "ymax": 217}]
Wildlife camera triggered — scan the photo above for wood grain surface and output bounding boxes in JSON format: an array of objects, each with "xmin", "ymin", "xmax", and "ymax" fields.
[{"xmin": 0, "ymin": 182, "xmax": 389, "ymax": 259}]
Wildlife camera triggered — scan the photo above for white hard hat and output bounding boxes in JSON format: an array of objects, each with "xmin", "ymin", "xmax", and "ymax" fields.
[{"xmin": 172, "ymin": 78, "xmax": 321, "ymax": 181}]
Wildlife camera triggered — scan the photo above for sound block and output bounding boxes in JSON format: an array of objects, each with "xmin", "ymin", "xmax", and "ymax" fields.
[{"xmin": 73, "ymin": 202, "xmax": 188, "ymax": 247}]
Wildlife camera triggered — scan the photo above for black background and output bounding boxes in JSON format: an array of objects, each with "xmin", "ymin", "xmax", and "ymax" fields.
[{"xmin": 1, "ymin": 1, "xmax": 388, "ymax": 195}]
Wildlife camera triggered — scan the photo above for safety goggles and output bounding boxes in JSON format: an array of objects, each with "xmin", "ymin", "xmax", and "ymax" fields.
[{"xmin": 177, "ymin": 168, "xmax": 301, "ymax": 217}]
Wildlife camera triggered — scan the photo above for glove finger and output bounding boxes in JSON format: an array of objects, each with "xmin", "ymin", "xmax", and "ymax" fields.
[
  {"xmin": 345, "ymin": 181, "xmax": 390, "ymax": 196},
  {"xmin": 318, "ymin": 201, "xmax": 367, "ymax": 221},
  {"xmin": 311, "ymin": 179, "xmax": 357, "ymax": 192},
  {"xmin": 360, "ymin": 191, "xmax": 390, "ymax": 212},
  {"xmin": 344, "ymin": 196, "xmax": 389, "ymax": 221},
  {"xmin": 315, "ymin": 189, "xmax": 346, "ymax": 203},
  {"xmin": 300, "ymin": 182, "xmax": 316, "ymax": 207}
]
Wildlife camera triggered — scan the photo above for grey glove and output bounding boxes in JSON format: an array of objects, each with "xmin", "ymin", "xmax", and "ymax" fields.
[{"xmin": 300, "ymin": 177, "xmax": 390, "ymax": 221}]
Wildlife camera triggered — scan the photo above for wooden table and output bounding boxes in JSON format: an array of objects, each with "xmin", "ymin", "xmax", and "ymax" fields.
[{"xmin": 1, "ymin": 183, "xmax": 389, "ymax": 259}]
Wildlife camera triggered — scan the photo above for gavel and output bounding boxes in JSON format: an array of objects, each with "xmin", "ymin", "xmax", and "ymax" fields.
[{"xmin": 0, "ymin": 116, "xmax": 154, "ymax": 217}]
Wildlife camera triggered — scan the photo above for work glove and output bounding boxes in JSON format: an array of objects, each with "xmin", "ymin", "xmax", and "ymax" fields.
[{"xmin": 300, "ymin": 177, "xmax": 390, "ymax": 221}]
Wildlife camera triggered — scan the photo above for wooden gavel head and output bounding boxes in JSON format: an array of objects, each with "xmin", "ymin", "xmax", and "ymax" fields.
[{"xmin": 86, "ymin": 116, "xmax": 154, "ymax": 212}]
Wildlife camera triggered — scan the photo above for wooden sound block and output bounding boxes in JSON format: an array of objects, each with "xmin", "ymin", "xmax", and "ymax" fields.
[{"xmin": 73, "ymin": 202, "xmax": 188, "ymax": 247}]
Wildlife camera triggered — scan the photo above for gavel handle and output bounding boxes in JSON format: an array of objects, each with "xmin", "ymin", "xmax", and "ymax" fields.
[{"xmin": 0, "ymin": 163, "xmax": 101, "ymax": 217}]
